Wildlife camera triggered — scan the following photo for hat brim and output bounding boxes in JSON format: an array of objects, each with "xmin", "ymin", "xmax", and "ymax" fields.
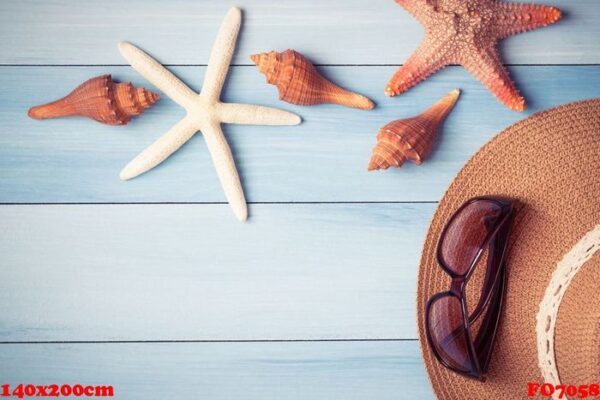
[{"xmin": 554, "ymin": 252, "xmax": 600, "ymax": 387}]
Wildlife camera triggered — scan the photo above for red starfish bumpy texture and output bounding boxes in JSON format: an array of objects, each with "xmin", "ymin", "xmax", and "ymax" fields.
[{"xmin": 386, "ymin": 0, "xmax": 561, "ymax": 111}]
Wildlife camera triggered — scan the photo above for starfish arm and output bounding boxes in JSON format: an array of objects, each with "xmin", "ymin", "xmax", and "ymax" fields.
[
  {"xmin": 495, "ymin": 3, "xmax": 561, "ymax": 39},
  {"xmin": 217, "ymin": 103, "xmax": 302, "ymax": 126},
  {"xmin": 462, "ymin": 47, "xmax": 525, "ymax": 112},
  {"xmin": 395, "ymin": 0, "xmax": 437, "ymax": 26},
  {"xmin": 118, "ymin": 42, "xmax": 197, "ymax": 109},
  {"xmin": 201, "ymin": 7, "xmax": 242, "ymax": 102},
  {"xmin": 202, "ymin": 121, "xmax": 248, "ymax": 222},
  {"xmin": 385, "ymin": 37, "xmax": 450, "ymax": 96},
  {"xmin": 120, "ymin": 116, "xmax": 198, "ymax": 180}
]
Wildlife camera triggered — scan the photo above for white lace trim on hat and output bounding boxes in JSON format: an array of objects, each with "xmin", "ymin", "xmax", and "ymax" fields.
[{"xmin": 536, "ymin": 224, "xmax": 600, "ymax": 400}]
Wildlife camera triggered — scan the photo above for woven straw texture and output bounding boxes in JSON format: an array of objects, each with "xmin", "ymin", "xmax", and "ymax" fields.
[{"xmin": 417, "ymin": 98, "xmax": 600, "ymax": 399}]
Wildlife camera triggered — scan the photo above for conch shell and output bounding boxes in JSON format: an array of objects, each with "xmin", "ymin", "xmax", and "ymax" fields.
[
  {"xmin": 251, "ymin": 49, "xmax": 374, "ymax": 110},
  {"xmin": 368, "ymin": 89, "xmax": 460, "ymax": 170},
  {"xmin": 28, "ymin": 74, "xmax": 159, "ymax": 125}
]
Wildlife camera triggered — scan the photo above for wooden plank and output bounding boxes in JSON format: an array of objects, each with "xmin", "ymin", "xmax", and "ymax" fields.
[
  {"xmin": 0, "ymin": 0, "xmax": 594, "ymax": 65},
  {"xmin": 4, "ymin": 65, "xmax": 600, "ymax": 203},
  {"xmin": 0, "ymin": 341, "xmax": 433, "ymax": 399},
  {"xmin": 0, "ymin": 203, "xmax": 433, "ymax": 341}
]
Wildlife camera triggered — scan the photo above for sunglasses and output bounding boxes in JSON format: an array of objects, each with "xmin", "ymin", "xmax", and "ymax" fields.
[{"xmin": 425, "ymin": 196, "xmax": 517, "ymax": 381}]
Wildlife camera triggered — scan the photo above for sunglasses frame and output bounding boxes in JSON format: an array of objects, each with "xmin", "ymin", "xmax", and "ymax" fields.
[{"xmin": 424, "ymin": 196, "xmax": 516, "ymax": 381}]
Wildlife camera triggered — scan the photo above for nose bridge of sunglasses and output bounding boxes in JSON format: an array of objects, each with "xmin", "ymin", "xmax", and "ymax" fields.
[{"xmin": 450, "ymin": 277, "xmax": 464, "ymax": 295}]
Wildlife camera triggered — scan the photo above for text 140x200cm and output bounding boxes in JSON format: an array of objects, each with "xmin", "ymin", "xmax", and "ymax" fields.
[{"xmin": 1, "ymin": 384, "xmax": 114, "ymax": 398}]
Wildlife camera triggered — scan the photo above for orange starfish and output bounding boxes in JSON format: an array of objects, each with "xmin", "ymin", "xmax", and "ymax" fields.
[{"xmin": 386, "ymin": 0, "xmax": 561, "ymax": 111}]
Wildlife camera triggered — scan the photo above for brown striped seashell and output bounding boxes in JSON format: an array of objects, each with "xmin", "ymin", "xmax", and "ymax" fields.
[
  {"xmin": 251, "ymin": 49, "xmax": 374, "ymax": 110},
  {"xmin": 368, "ymin": 89, "xmax": 460, "ymax": 171},
  {"xmin": 28, "ymin": 74, "xmax": 159, "ymax": 125}
]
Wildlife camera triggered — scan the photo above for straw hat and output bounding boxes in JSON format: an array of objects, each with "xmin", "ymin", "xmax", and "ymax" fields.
[{"xmin": 417, "ymin": 98, "xmax": 600, "ymax": 399}]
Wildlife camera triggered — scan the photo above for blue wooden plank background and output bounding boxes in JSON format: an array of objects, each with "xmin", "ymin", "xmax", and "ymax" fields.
[
  {"xmin": 4, "ymin": 66, "xmax": 600, "ymax": 203},
  {"xmin": 0, "ymin": 0, "xmax": 598, "ymax": 399},
  {"xmin": 0, "ymin": 342, "xmax": 432, "ymax": 400},
  {"xmin": 1, "ymin": 0, "xmax": 598, "ymax": 65},
  {"xmin": 0, "ymin": 203, "xmax": 432, "ymax": 341}
]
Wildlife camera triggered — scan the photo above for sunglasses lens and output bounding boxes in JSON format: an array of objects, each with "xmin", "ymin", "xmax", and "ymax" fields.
[
  {"xmin": 428, "ymin": 294, "xmax": 473, "ymax": 372},
  {"xmin": 439, "ymin": 199, "xmax": 504, "ymax": 275}
]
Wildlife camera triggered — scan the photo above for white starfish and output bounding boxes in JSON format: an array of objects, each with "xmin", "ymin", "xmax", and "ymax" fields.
[{"xmin": 118, "ymin": 7, "xmax": 301, "ymax": 222}]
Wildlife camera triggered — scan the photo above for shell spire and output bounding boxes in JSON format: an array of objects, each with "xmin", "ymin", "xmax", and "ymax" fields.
[
  {"xmin": 251, "ymin": 50, "xmax": 374, "ymax": 110},
  {"xmin": 368, "ymin": 89, "xmax": 460, "ymax": 171},
  {"xmin": 28, "ymin": 74, "xmax": 159, "ymax": 125}
]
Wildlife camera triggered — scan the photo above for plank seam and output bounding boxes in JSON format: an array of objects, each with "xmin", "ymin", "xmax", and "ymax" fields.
[
  {"xmin": 0, "ymin": 201, "xmax": 439, "ymax": 205},
  {"xmin": 1, "ymin": 64, "xmax": 597, "ymax": 67},
  {"xmin": 0, "ymin": 339, "xmax": 419, "ymax": 344}
]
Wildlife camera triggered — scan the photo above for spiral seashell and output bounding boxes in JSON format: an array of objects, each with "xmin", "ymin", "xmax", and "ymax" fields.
[
  {"xmin": 368, "ymin": 89, "xmax": 460, "ymax": 170},
  {"xmin": 28, "ymin": 74, "xmax": 160, "ymax": 125},
  {"xmin": 251, "ymin": 49, "xmax": 374, "ymax": 110}
]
